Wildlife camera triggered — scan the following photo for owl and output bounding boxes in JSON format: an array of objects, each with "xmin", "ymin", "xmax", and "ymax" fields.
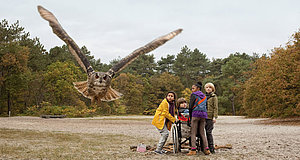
[{"xmin": 37, "ymin": 5, "xmax": 182, "ymax": 104}]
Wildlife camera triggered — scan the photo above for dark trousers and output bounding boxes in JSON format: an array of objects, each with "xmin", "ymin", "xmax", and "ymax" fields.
[{"xmin": 205, "ymin": 119, "xmax": 214, "ymax": 149}]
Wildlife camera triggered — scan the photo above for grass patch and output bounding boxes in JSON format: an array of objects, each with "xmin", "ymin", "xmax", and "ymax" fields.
[
  {"xmin": 0, "ymin": 128, "xmax": 208, "ymax": 159},
  {"xmin": 258, "ymin": 117, "xmax": 300, "ymax": 126},
  {"xmin": 0, "ymin": 128, "xmax": 158, "ymax": 159}
]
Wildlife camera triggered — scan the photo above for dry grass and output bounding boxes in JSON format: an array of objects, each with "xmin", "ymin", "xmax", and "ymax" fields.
[
  {"xmin": 258, "ymin": 117, "xmax": 300, "ymax": 126},
  {"xmin": 0, "ymin": 129, "xmax": 154, "ymax": 159},
  {"xmin": 0, "ymin": 128, "xmax": 212, "ymax": 160}
]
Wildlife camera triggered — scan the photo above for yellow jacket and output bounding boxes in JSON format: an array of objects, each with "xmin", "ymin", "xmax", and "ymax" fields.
[{"xmin": 152, "ymin": 99, "xmax": 176, "ymax": 131}]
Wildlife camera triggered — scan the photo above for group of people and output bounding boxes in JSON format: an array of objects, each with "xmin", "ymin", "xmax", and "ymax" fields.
[{"xmin": 151, "ymin": 82, "xmax": 218, "ymax": 156}]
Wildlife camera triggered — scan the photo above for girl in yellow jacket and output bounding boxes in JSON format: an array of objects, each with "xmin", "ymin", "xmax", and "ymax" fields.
[{"xmin": 152, "ymin": 91, "xmax": 177, "ymax": 154}]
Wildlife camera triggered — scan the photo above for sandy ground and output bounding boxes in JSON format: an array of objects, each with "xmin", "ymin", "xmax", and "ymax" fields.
[{"xmin": 0, "ymin": 115, "xmax": 299, "ymax": 159}]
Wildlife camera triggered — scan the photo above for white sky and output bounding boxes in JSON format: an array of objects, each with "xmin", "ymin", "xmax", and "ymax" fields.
[{"xmin": 1, "ymin": 0, "xmax": 300, "ymax": 63}]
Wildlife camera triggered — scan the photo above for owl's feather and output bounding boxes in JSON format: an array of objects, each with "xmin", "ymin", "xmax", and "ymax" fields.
[
  {"xmin": 110, "ymin": 29, "xmax": 182, "ymax": 73},
  {"xmin": 73, "ymin": 81, "xmax": 90, "ymax": 98},
  {"xmin": 101, "ymin": 87, "xmax": 123, "ymax": 101},
  {"xmin": 37, "ymin": 5, "xmax": 93, "ymax": 74}
]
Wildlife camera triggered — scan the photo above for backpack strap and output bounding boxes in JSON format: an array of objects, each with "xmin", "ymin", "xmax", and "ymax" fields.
[{"xmin": 192, "ymin": 96, "xmax": 207, "ymax": 110}]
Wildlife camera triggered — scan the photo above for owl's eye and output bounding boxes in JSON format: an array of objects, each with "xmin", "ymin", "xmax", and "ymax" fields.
[{"xmin": 103, "ymin": 75, "xmax": 107, "ymax": 81}]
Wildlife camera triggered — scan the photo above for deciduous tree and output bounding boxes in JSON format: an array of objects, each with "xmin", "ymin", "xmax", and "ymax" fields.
[{"xmin": 243, "ymin": 30, "xmax": 300, "ymax": 118}]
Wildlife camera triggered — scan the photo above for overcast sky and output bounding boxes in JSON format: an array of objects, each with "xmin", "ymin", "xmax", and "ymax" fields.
[{"xmin": 1, "ymin": 0, "xmax": 300, "ymax": 63}]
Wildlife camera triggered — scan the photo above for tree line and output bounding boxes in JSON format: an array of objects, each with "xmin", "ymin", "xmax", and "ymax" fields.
[{"xmin": 0, "ymin": 19, "xmax": 299, "ymax": 118}]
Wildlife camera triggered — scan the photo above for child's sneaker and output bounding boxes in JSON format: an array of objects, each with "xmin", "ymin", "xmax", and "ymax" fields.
[
  {"xmin": 161, "ymin": 149, "xmax": 168, "ymax": 153},
  {"xmin": 154, "ymin": 150, "xmax": 164, "ymax": 154},
  {"xmin": 210, "ymin": 148, "xmax": 215, "ymax": 154}
]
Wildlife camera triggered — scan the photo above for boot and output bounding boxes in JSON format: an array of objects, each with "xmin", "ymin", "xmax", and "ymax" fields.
[
  {"xmin": 187, "ymin": 150, "xmax": 196, "ymax": 156},
  {"xmin": 203, "ymin": 148, "xmax": 211, "ymax": 155},
  {"xmin": 209, "ymin": 147, "xmax": 215, "ymax": 154},
  {"xmin": 209, "ymin": 145, "xmax": 215, "ymax": 154}
]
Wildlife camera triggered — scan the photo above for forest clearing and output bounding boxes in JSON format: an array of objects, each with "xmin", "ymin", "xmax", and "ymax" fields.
[{"xmin": 1, "ymin": 116, "xmax": 299, "ymax": 159}]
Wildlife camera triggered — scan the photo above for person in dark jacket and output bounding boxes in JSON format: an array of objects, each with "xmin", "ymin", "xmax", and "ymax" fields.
[{"xmin": 187, "ymin": 82, "xmax": 210, "ymax": 156}]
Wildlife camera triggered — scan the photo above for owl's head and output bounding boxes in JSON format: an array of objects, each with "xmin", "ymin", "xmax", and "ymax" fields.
[
  {"xmin": 86, "ymin": 72, "xmax": 112, "ymax": 96},
  {"xmin": 88, "ymin": 69, "xmax": 114, "ymax": 88},
  {"xmin": 89, "ymin": 71, "xmax": 114, "ymax": 86}
]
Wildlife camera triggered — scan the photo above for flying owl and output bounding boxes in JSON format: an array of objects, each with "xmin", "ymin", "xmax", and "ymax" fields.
[{"xmin": 37, "ymin": 5, "xmax": 182, "ymax": 104}]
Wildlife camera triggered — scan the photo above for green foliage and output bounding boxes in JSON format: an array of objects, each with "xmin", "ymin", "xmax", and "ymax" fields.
[
  {"xmin": 0, "ymin": 19, "xmax": 31, "ymax": 115},
  {"xmin": 48, "ymin": 45, "xmax": 75, "ymax": 64},
  {"xmin": 43, "ymin": 61, "xmax": 86, "ymax": 106},
  {"xmin": 202, "ymin": 53, "xmax": 254, "ymax": 115},
  {"xmin": 216, "ymin": 95, "xmax": 231, "ymax": 115},
  {"xmin": 122, "ymin": 54, "xmax": 156, "ymax": 76},
  {"xmin": 0, "ymin": 19, "xmax": 24, "ymax": 42},
  {"xmin": 181, "ymin": 88, "xmax": 192, "ymax": 103},
  {"xmin": 115, "ymin": 104, "xmax": 127, "ymax": 114},
  {"xmin": 25, "ymin": 102, "xmax": 96, "ymax": 117},
  {"xmin": 157, "ymin": 54, "xmax": 175, "ymax": 73},
  {"xmin": 224, "ymin": 54, "xmax": 251, "ymax": 114},
  {"xmin": 21, "ymin": 37, "xmax": 48, "ymax": 72},
  {"xmin": 221, "ymin": 56, "xmax": 251, "ymax": 82},
  {"xmin": 150, "ymin": 72, "xmax": 185, "ymax": 104},
  {"xmin": 112, "ymin": 73, "xmax": 145, "ymax": 114},
  {"xmin": 217, "ymin": 96, "xmax": 229, "ymax": 115},
  {"xmin": 80, "ymin": 46, "xmax": 109, "ymax": 72},
  {"xmin": 208, "ymin": 58, "xmax": 224, "ymax": 77},
  {"xmin": 173, "ymin": 46, "xmax": 210, "ymax": 87}
]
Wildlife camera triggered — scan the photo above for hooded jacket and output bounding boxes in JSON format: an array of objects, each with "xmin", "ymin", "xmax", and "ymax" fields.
[
  {"xmin": 152, "ymin": 99, "xmax": 176, "ymax": 130},
  {"xmin": 189, "ymin": 91, "xmax": 208, "ymax": 118}
]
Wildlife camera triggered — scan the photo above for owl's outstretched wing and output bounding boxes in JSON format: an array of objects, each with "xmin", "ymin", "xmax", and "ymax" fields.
[
  {"xmin": 110, "ymin": 29, "xmax": 182, "ymax": 74},
  {"xmin": 37, "ymin": 5, "xmax": 93, "ymax": 74}
]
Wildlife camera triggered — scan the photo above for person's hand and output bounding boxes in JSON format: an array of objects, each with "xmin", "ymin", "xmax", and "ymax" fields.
[{"xmin": 213, "ymin": 119, "xmax": 216, "ymax": 123}]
